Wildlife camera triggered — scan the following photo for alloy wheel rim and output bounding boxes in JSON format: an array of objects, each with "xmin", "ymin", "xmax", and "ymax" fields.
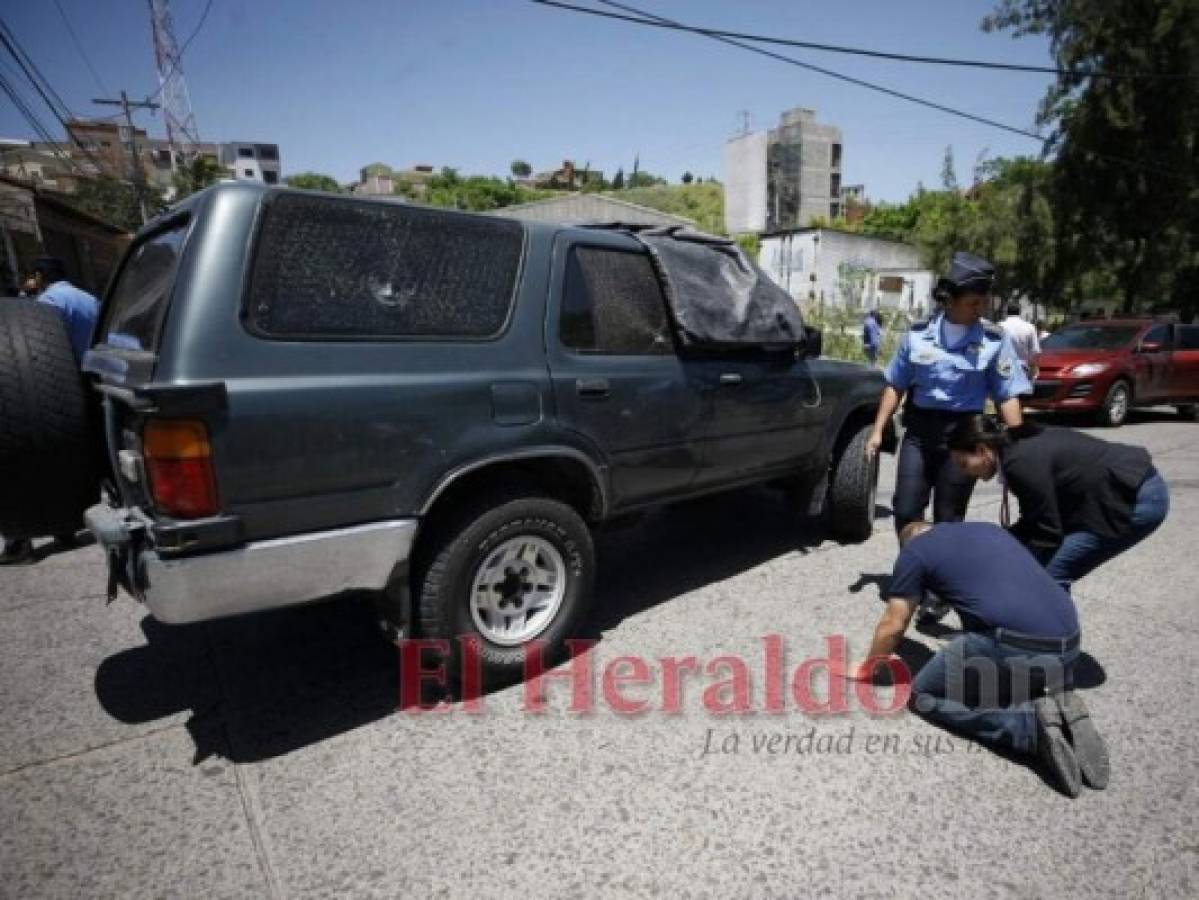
[{"xmin": 469, "ymin": 536, "xmax": 567, "ymax": 646}]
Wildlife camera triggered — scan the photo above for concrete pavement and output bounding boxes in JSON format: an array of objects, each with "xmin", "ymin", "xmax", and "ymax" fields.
[{"xmin": 1, "ymin": 411, "xmax": 1196, "ymax": 898}]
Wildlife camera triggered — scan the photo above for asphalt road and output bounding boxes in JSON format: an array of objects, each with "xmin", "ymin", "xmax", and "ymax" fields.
[{"xmin": 1, "ymin": 411, "xmax": 1196, "ymax": 898}]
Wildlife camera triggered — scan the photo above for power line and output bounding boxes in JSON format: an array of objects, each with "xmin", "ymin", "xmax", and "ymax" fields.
[
  {"xmin": 531, "ymin": 0, "xmax": 1195, "ymax": 80},
  {"xmin": 560, "ymin": 0, "xmax": 1186, "ymax": 182},
  {"xmin": 578, "ymin": 1, "xmax": 1048, "ymax": 143},
  {"xmin": 0, "ymin": 73, "xmax": 95, "ymax": 182},
  {"xmin": 53, "ymin": 0, "xmax": 110, "ymax": 95},
  {"xmin": 0, "ymin": 18, "xmax": 75, "ymax": 121},
  {"xmin": 0, "ymin": 17, "xmax": 111, "ymax": 174}
]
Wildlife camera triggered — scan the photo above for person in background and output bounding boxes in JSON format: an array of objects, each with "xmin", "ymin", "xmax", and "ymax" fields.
[
  {"xmin": 947, "ymin": 415, "xmax": 1169, "ymax": 593},
  {"xmin": 26, "ymin": 256, "xmax": 99, "ymax": 362},
  {"xmin": 1000, "ymin": 302, "xmax": 1041, "ymax": 381},
  {"xmin": 862, "ymin": 309, "xmax": 883, "ymax": 367},
  {"xmin": 849, "ymin": 519, "xmax": 1109, "ymax": 798},
  {"xmin": 0, "ymin": 257, "xmax": 99, "ymax": 566}
]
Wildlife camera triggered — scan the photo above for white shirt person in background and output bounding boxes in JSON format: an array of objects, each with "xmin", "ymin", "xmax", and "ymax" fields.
[{"xmin": 1000, "ymin": 302, "xmax": 1041, "ymax": 381}]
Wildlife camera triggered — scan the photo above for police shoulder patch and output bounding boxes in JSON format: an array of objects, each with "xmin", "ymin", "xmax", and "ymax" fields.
[{"xmin": 996, "ymin": 356, "xmax": 1014, "ymax": 377}]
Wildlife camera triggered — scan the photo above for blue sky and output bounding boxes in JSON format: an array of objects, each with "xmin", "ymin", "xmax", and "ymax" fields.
[{"xmin": 1, "ymin": 0, "xmax": 1056, "ymax": 202}]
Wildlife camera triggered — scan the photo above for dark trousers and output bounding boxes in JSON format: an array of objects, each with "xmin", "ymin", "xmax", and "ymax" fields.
[
  {"xmin": 1046, "ymin": 469, "xmax": 1170, "ymax": 592},
  {"xmin": 911, "ymin": 630, "xmax": 1078, "ymax": 754},
  {"xmin": 892, "ymin": 407, "xmax": 977, "ymax": 533}
]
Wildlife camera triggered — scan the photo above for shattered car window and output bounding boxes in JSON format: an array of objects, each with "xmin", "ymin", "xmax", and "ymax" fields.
[
  {"xmin": 247, "ymin": 193, "xmax": 523, "ymax": 338},
  {"xmin": 561, "ymin": 247, "xmax": 672, "ymax": 355}
]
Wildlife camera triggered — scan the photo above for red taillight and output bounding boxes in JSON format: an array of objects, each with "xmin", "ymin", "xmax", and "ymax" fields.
[{"xmin": 143, "ymin": 419, "xmax": 219, "ymax": 518}]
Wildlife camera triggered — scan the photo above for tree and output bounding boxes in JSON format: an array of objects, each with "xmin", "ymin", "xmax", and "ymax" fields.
[
  {"xmin": 984, "ymin": 0, "xmax": 1199, "ymax": 313},
  {"xmin": 611, "ymin": 167, "xmax": 625, "ymax": 190},
  {"xmin": 70, "ymin": 177, "xmax": 165, "ymax": 232},
  {"xmin": 510, "ymin": 159, "xmax": 532, "ymax": 178},
  {"xmin": 360, "ymin": 162, "xmax": 392, "ymax": 181},
  {"xmin": 286, "ymin": 172, "xmax": 342, "ymax": 193},
  {"xmin": 681, "ymin": 171, "xmax": 694, "ymax": 184},
  {"xmin": 172, "ymin": 155, "xmax": 225, "ymax": 199},
  {"xmin": 627, "ymin": 170, "xmax": 665, "ymax": 189}
]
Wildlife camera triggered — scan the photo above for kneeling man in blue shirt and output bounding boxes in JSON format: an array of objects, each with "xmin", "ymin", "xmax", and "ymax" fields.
[{"xmin": 851, "ymin": 520, "xmax": 1109, "ymax": 797}]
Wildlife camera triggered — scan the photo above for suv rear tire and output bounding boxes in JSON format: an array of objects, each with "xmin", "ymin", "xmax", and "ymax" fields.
[
  {"xmin": 1097, "ymin": 380, "xmax": 1131, "ymax": 428},
  {"xmin": 827, "ymin": 422, "xmax": 878, "ymax": 542},
  {"xmin": 417, "ymin": 494, "xmax": 595, "ymax": 681},
  {"xmin": 1176, "ymin": 404, "xmax": 1198, "ymax": 422},
  {"xmin": 0, "ymin": 300, "xmax": 100, "ymax": 540}
]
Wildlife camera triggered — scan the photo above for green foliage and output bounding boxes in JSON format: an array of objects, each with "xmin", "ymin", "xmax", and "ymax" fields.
[
  {"xmin": 984, "ymin": 0, "xmax": 1199, "ymax": 316},
  {"xmin": 803, "ymin": 305, "xmax": 910, "ymax": 364},
  {"xmin": 681, "ymin": 171, "xmax": 694, "ymax": 184},
  {"xmin": 837, "ymin": 157, "xmax": 1079, "ymax": 309},
  {"xmin": 395, "ymin": 167, "xmax": 555, "ymax": 212},
  {"xmin": 70, "ymin": 177, "xmax": 165, "ymax": 232},
  {"xmin": 510, "ymin": 159, "xmax": 532, "ymax": 178},
  {"xmin": 734, "ymin": 233, "xmax": 760, "ymax": 258},
  {"xmin": 286, "ymin": 172, "xmax": 342, "ymax": 193},
  {"xmin": 172, "ymin": 155, "xmax": 226, "ymax": 199},
  {"xmin": 611, "ymin": 167, "xmax": 625, "ymax": 190},
  {"xmin": 360, "ymin": 162, "xmax": 392, "ymax": 180},
  {"xmin": 627, "ymin": 170, "xmax": 666, "ymax": 189},
  {"xmin": 608, "ymin": 182, "xmax": 725, "ymax": 234}
]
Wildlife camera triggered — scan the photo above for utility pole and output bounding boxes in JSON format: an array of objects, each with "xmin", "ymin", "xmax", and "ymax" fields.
[{"xmin": 92, "ymin": 91, "xmax": 160, "ymax": 224}]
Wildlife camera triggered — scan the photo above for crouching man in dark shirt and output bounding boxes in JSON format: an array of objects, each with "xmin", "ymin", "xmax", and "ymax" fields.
[{"xmin": 850, "ymin": 520, "xmax": 1110, "ymax": 797}]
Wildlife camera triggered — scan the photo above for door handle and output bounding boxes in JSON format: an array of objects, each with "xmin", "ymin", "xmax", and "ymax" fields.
[
  {"xmin": 719, "ymin": 372, "xmax": 743, "ymax": 386},
  {"xmin": 576, "ymin": 378, "xmax": 610, "ymax": 399}
]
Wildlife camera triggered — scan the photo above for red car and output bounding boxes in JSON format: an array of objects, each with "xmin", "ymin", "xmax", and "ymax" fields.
[{"xmin": 1027, "ymin": 319, "xmax": 1199, "ymax": 426}]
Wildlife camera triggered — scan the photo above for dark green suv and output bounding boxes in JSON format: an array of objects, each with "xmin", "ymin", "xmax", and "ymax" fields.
[{"xmin": 67, "ymin": 183, "xmax": 894, "ymax": 678}]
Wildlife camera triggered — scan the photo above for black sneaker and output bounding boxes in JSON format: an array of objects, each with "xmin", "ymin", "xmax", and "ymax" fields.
[
  {"xmin": 1034, "ymin": 696, "xmax": 1082, "ymax": 798},
  {"xmin": 1055, "ymin": 690, "xmax": 1110, "ymax": 790}
]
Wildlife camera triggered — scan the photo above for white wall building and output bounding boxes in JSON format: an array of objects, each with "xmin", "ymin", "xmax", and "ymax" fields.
[
  {"xmin": 759, "ymin": 228, "xmax": 935, "ymax": 316},
  {"xmin": 219, "ymin": 142, "xmax": 281, "ymax": 185}
]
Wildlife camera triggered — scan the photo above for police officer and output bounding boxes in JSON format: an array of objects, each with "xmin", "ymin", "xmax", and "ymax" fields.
[{"xmin": 865, "ymin": 251, "xmax": 1031, "ymax": 535}]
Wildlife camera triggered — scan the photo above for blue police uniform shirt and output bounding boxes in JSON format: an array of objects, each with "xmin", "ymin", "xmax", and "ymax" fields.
[
  {"xmin": 38, "ymin": 280, "xmax": 99, "ymax": 362},
  {"xmin": 889, "ymin": 522, "xmax": 1079, "ymax": 638},
  {"xmin": 883, "ymin": 312, "xmax": 1030, "ymax": 411}
]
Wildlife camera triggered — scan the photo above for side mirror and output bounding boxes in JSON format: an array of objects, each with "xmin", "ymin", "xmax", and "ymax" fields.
[
  {"xmin": 1140, "ymin": 341, "xmax": 1163, "ymax": 353},
  {"xmin": 801, "ymin": 326, "xmax": 823, "ymax": 359}
]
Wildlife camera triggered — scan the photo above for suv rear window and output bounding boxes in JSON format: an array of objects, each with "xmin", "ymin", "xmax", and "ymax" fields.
[
  {"xmin": 246, "ymin": 193, "xmax": 523, "ymax": 339},
  {"xmin": 100, "ymin": 219, "xmax": 189, "ymax": 351}
]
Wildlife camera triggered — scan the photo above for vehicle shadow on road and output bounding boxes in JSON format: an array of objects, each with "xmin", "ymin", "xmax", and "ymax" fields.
[
  {"xmin": 582, "ymin": 486, "xmax": 834, "ymax": 638},
  {"xmin": 92, "ymin": 486, "xmax": 882, "ymax": 764},
  {"xmin": 95, "ymin": 596, "xmax": 400, "ymax": 764}
]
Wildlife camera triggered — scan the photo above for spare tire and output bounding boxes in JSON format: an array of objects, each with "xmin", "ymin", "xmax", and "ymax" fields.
[{"xmin": 0, "ymin": 299, "xmax": 101, "ymax": 539}]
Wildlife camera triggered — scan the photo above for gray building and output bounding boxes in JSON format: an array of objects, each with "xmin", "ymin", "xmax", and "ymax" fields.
[
  {"xmin": 723, "ymin": 108, "xmax": 843, "ymax": 234},
  {"xmin": 491, "ymin": 193, "xmax": 694, "ymax": 228}
]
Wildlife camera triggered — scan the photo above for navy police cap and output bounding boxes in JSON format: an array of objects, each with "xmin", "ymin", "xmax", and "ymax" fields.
[{"xmin": 946, "ymin": 251, "xmax": 994, "ymax": 292}]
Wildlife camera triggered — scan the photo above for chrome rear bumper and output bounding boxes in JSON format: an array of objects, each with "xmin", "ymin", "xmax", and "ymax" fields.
[{"xmin": 86, "ymin": 505, "xmax": 417, "ymax": 624}]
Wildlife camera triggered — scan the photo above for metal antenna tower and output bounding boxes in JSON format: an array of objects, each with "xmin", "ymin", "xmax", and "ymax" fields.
[{"xmin": 147, "ymin": 0, "xmax": 201, "ymax": 162}]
